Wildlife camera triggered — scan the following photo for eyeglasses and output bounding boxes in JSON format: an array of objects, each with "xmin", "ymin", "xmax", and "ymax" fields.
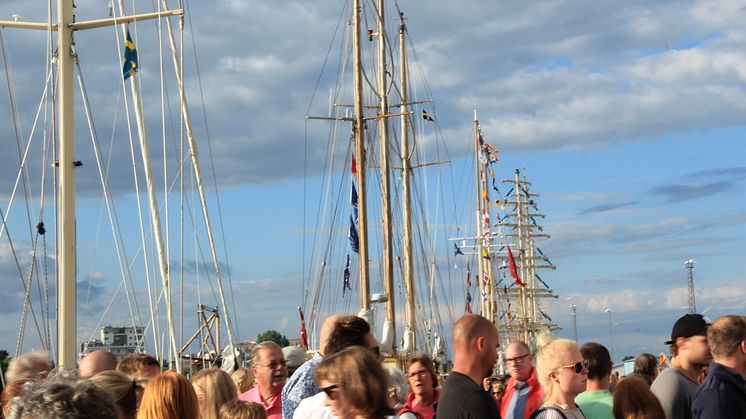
[
  {"xmin": 505, "ymin": 353, "xmax": 530, "ymax": 364},
  {"xmin": 258, "ymin": 359, "xmax": 287, "ymax": 369},
  {"xmin": 407, "ymin": 369, "xmax": 429, "ymax": 379},
  {"xmin": 322, "ymin": 384, "xmax": 341, "ymax": 400},
  {"xmin": 560, "ymin": 359, "xmax": 589, "ymax": 374}
]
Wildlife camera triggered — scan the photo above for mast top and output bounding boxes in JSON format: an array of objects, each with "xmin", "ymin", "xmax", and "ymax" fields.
[{"xmin": 474, "ymin": 109, "xmax": 478, "ymax": 122}]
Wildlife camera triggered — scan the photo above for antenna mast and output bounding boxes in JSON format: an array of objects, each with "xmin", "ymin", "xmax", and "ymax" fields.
[{"xmin": 684, "ymin": 259, "xmax": 697, "ymax": 313}]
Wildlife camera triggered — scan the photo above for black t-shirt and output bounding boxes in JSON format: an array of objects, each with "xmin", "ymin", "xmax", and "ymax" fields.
[{"xmin": 437, "ymin": 371, "xmax": 501, "ymax": 419}]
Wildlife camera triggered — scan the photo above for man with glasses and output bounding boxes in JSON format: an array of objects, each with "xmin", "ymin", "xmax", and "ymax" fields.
[
  {"xmin": 500, "ymin": 341, "xmax": 543, "ymax": 419},
  {"xmin": 240, "ymin": 341, "xmax": 288, "ymax": 419},
  {"xmin": 575, "ymin": 342, "xmax": 613, "ymax": 419}
]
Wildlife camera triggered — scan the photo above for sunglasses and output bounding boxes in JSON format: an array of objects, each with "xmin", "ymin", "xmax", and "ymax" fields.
[
  {"xmin": 505, "ymin": 353, "xmax": 530, "ymax": 364},
  {"xmin": 560, "ymin": 359, "xmax": 589, "ymax": 374},
  {"xmin": 258, "ymin": 359, "xmax": 287, "ymax": 369},
  {"xmin": 322, "ymin": 384, "xmax": 341, "ymax": 400}
]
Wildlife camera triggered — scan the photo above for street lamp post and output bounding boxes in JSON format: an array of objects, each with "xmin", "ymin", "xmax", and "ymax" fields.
[{"xmin": 605, "ymin": 308, "xmax": 614, "ymax": 362}]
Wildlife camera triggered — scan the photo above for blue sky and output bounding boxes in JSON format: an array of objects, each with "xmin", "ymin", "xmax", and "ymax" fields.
[{"xmin": 0, "ymin": 0, "xmax": 744, "ymax": 363}]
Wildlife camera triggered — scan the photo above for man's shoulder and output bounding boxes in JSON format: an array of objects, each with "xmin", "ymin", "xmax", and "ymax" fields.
[
  {"xmin": 283, "ymin": 357, "xmax": 321, "ymax": 394},
  {"xmin": 651, "ymin": 367, "xmax": 694, "ymax": 391},
  {"xmin": 439, "ymin": 374, "xmax": 497, "ymax": 419}
]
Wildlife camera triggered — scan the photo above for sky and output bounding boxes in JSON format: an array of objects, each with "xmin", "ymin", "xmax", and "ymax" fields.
[{"xmin": 0, "ymin": 0, "xmax": 744, "ymax": 364}]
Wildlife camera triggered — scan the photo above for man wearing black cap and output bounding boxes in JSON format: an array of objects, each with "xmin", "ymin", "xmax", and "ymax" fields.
[{"xmin": 651, "ymin": 313, "xmax": 712, "ymax": 419}]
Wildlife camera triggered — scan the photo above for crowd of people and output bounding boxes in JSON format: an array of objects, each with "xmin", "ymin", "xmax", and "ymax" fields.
[{"xmin": 0, "ymin": 313, "xmax": 743, "ymax": 419}]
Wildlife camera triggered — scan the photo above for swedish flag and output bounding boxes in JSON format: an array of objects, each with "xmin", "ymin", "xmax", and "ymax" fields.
[{"xmin": 122, "ymin": 30, "xmax": 138, "ymax": 80}]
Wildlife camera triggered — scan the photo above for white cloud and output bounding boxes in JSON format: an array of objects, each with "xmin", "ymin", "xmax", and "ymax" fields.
[{"xmin": 576, "ymin": 284, "xmax": 746, "ymax": 313}]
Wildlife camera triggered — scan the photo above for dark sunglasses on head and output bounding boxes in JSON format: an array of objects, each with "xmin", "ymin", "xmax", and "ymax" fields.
[
  {"xmin": 322, "ymin": 384, "xmax": 340, "ymax": 400},
  {"xmin": 560, "ymin": 359, "xmax": 589, "ymax": 374}
]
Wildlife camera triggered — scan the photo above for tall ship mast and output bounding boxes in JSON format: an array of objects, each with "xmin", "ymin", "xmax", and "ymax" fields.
[
  {"xmin": 451, "ymin": 116, "xmax": 559, "ymax": 351},
  {"xmin": 496, "ymin": 169, "xmax": 559, "ymax": 348},
  {"xmin": 304, "ymin": 0, "xmax": 455, "ymax": 366}
]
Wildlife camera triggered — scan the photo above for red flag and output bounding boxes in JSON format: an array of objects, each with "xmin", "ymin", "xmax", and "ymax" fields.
[
  {"xmin": 298, "ymin": 306, "xmax": 309, "ymax": 348},
  {"xmin": 507, "ymin": 245, "xmax": 525, "ymax": 287},
  {"xmin": 351, "ymin": 154, "xmax": 357, "ymax": 175}
]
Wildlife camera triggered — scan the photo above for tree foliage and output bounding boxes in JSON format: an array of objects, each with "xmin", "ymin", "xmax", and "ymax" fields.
[{"xmin": 256, "ymin": 330, "xmax": 289, "ymax": 347}]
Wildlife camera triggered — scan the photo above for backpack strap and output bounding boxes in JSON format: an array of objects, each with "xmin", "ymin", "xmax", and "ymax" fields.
[{"xmin": 528, "ymin": 406, "xmax": 568, "ymax": 419}]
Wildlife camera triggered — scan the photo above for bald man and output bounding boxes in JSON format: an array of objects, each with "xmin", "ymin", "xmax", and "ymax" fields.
[
  {"xmin": 78, "ymin": 350, "xmax": 117, "ymax": 379},
  {"xmin": 438, "ymin": 314, "xmax": 501, "ymax": 419},
  {"xmin": 281, "ymin": 314, "xmax": 342, "ymax": 419}
]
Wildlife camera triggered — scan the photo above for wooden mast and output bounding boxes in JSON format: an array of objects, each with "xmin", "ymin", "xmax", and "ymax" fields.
[
  {"xmin": 399, "ymin": 13, "xmax": 416, "ymax": 352},
  {"xmin": 57, "ymin": 0, "xmax": 77, "ymax": 370},
  {"xmin": 0, "ymin": 2, "xmax": 182, "ymax": 370},
  {"xmin": 376, "ymin": 0, "xmax": 396, "ymax": 353},
  {"xmin": 352, "ymin": 0, "xmax": 371, "ymax": 311}
]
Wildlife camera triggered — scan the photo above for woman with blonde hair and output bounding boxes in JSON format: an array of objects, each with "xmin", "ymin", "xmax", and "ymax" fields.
[
  {"xmin": 136, "ymin": 371, "xmax": 199, "ymax": 419},
  {"xmin": 315, "ymin": 346, "xmax": 394, "ymax": 419},
  {"xmin": 89, "ymin": 370, "xmax": 140, "ymax": 419},
  {"xmin": 612, "ymin": 376, "xmax": 665, "ymax": 419},
  {"xmin": 192, "ymin": 368, "xmax": 238, "ymax": 419},
  {"xmin": 220, "ymin": 400, "xmax": 268, "ymax": 419},
  {"xmin": 231, "ymin": 368, "xmax": 254, "ymax": 394},
  {"xmin": 530, "ymin": 334, "xmax": 588, "ymax": 419}
]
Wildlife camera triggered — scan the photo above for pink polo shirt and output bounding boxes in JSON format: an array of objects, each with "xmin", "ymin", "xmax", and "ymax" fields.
[{"xmin": 239, "ymin": 387, "xmax": 283, "ymax": 419}]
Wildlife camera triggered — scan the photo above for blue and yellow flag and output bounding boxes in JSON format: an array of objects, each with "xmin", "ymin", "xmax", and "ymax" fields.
[{"xmin": 122, "ymin": 30, "xmax": 138, "ymax": 80}]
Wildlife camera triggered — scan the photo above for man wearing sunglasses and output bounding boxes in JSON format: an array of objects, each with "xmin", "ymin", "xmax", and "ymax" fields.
[
  {"xmin": 240, "ymin": 341, "xmax": 288, "ymax": 419},
  {"xmin": 501, "ymin": 341, "xmax": 543, "ymax": 419},
  {"xmin": 575, "ymin": 342, "xmax": 613, "ymax": 419}
]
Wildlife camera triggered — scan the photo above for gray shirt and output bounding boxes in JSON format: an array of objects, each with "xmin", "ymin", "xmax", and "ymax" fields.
[{"xmin": 650, "ymin": 367, "xmax": 699, "ymax": 419}]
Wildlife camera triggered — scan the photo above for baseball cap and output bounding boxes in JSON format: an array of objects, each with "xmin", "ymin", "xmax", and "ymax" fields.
[{"xmin": 664, "ymin": 313, "xmax": 710, "ymax": 345}]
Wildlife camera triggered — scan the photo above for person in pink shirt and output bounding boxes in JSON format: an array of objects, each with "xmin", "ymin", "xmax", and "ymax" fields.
[{"xmin": 239, "ymin": 341, "xmax": 288, "ymax": 419}]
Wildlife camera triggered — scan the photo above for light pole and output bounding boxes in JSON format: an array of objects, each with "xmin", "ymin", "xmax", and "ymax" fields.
[
  {"xmin": 605, "ymin": 308, "xmax": 614, "ymax": 362},
  {"xmin": 569, "ymin": 304, "xmax": 578, "ymax": 342}
]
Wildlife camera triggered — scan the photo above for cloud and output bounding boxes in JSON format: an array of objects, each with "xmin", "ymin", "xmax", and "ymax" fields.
[
  {"xmin": 649, "ymin": 181, "xmax": 738, "ymax": 202},
  {"xmin": 690, "ymin": 166, "xmax": 746, "ymax": 179},
  {"xmin": 573, "ymin": 283, "xmax": 746, "ymax": 313},
  {"xmin": 579, "ymin": 201, "xmax": 638, "ymax": 215},
  {"xmin": 549, "ymin": 192, "xmax": 619, "ymax": 202}
]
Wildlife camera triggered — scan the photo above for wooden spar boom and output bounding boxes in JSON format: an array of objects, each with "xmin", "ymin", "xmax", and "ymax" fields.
[
  {"xmin": 352, "ymin": 0, "xmax": 371, "ymax": 310},
  {"xmin": 400, "ymin": 15, "xmax": 416, "ymax": 352}
]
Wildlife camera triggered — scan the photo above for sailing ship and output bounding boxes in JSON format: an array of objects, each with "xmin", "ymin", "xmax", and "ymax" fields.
[
  {"xmin": 0, "ymin": 1, "xmax": 237, "ymax": 372},
  {"xmin": 302, "ymin": 0, "xmax": 459, "ymax": 367},
  {"xmin": 450, "ymin": 115, "xmax": 559, "ymax": 352}
]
